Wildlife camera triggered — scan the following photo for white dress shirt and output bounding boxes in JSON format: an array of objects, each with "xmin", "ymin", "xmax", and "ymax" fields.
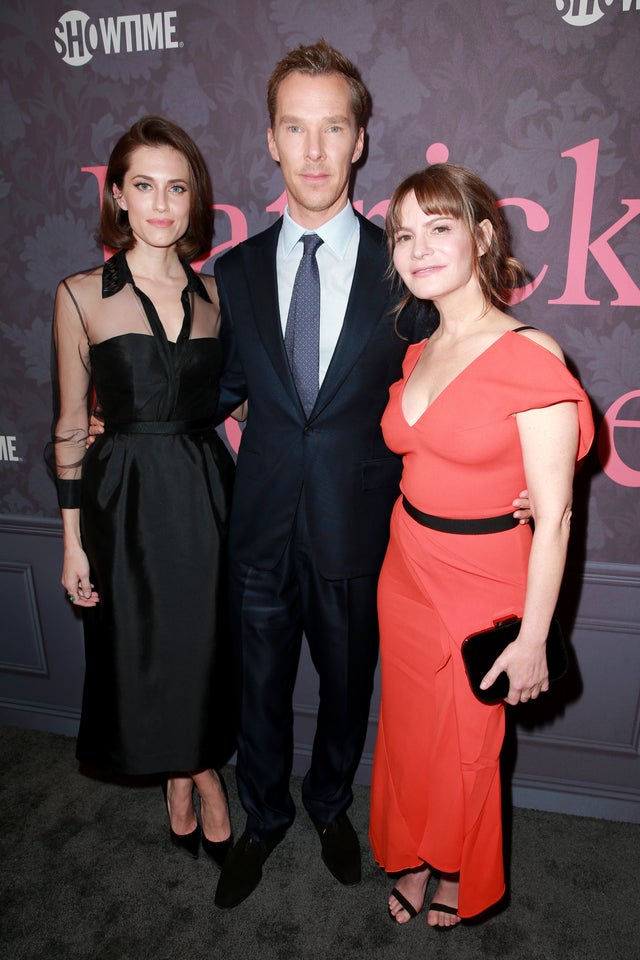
[{"xmin": 277, "ymin": 203, "xmax": 360, "ymax": 385}]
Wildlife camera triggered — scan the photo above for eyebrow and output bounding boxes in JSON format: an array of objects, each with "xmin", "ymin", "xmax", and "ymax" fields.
[
  {"xmin": 396, "ymin": 213, "xmax": 453, "ymax": 226},
  {"xmin": 393, "ymin": 214, "xmax": 454, "ymax": 233},
  {"xmin": 279, "ymin": 114, "xmax": 351, "ymax": 124},
  {"xmin": 129, "ymin": 172, "xmax": 189, "ymax": 183}
]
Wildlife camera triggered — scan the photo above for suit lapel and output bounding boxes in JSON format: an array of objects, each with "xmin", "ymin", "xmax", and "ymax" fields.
[
  {"xmin": 246, "ymin": 221, "xmax": 301, "ymax": 403},
  {"xmin": 245, "ymin": 214, "xmax": 389, "ymax": 419},
  {"xmin": 313, "ymin": 215, "xmax": 388, "ymax": 415}
]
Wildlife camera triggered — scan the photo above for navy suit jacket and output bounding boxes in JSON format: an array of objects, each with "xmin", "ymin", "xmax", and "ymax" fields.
[{"xmin": 215, "ymin": 210, "xmax": 430, "ymax": 580}]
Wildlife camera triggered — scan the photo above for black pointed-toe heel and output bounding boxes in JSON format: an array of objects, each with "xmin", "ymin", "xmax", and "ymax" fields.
[
  {"xmin": 202, "ymin": 830, "xmax": 232, "ymax": 867},
  {"xmin": 162, "ymin": 782, "xmax": 201, "ymax": 859},
  {"xmin": 201, "ymin": 770, "xmax": 233, "ymax": 867},
  {"xmin": 170, "ymin": 822, "xmax": 201, "ymax": 859}
]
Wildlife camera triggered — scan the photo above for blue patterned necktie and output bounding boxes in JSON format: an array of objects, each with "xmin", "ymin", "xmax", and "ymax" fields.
[{"xmin": 284, "ymin": 233, "xmax": 324, "ymax": 417}]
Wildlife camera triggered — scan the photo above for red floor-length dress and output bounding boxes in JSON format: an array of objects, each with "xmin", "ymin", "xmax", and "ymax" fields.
[{"xmin": 369, "ymin": 331, "xmax": 594, "ymax": 918}]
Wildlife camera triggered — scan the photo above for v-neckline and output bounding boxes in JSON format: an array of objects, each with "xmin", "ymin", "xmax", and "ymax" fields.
[
  {"xmin": 401, "ymin": 331, "xmax": 513, "ymax": 427},
  {"xmin": 123, "ymin": 253, "xmax": 190, "ymax": 347}
]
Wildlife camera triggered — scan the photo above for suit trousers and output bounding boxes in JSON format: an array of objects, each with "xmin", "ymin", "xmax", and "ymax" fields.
[{"xmin": 228, "ymin": 498, "xmax": 380, "ymax": 841}]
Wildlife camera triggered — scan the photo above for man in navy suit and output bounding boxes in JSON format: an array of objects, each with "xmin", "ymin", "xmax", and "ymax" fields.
[{"xmin": 213, "ymin": 41, "xmax": 524, "ymax": 909}]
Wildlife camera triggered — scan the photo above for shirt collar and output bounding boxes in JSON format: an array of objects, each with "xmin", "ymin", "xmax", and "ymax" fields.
[
  {"xmin": 281, "ymin": 202, "xmax": 358, "ymax": 260},
  {"xmin": 101, "ymin": 249, "xmax": 212, "ymax": 302}
]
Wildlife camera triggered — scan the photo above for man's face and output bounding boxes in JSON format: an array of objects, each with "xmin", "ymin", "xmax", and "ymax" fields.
[{"xmin": 267, "ymin": 71, "xmax": 364, "ymax": 229}]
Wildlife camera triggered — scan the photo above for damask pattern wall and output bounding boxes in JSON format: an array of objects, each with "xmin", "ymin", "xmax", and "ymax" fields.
[{"xmin": 0, "ymin": 0, "xmax": 638, "ymax": 818}]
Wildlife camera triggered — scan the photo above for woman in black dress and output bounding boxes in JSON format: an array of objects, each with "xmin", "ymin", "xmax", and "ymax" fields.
[{"xmin": 52, "ymin": 116, "xmax": 241, "ymax": 864}]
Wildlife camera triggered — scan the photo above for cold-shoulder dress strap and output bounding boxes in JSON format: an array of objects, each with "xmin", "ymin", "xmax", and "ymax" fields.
[{"xmin": 512, "ymin": 325, "xmax": 537, "ymax": 332}]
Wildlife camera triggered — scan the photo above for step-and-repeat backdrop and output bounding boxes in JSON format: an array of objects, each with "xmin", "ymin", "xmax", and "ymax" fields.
[
  {"xmin": 0, "ymin": 0, "xmax": 638, "ymax": 815},
  {"xmin": 1, "ymin": 0, "xmax": 638, "ymax": 556}
]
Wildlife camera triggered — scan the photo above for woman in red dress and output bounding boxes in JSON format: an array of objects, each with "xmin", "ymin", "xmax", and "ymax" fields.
[{"xmin": 369, "ymin": 164, "xmax": 594, "ymax": 927}]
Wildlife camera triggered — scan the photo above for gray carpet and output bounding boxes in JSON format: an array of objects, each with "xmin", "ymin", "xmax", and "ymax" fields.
[{"xmin": 0, "ymin": 726, "xmax": 638, "ymax": 960}]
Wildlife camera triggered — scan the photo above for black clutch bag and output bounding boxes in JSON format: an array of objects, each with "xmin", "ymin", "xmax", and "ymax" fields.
[{"xmin": 461, "ymin": 616, "xmax": 568, "ymax": 705}]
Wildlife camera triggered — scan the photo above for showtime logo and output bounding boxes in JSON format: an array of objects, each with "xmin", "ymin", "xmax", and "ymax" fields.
[
  {"xmin": 557, "ymin": 0, "xmax": 639, "ymax": 26},
  {"xmin": 0, "ymin": 436, "xmax": 20, "ymax": 462},
  {"xmin": 54, "ymin": 8, "xmax": 180, "ymax": 67}
]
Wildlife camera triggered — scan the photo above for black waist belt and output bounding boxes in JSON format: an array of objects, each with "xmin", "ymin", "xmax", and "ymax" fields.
[
  {"xmin": 401, "ymin": 496, "xmax": 519, "ymax": 534},
  {"xmin": 104, "ymin": 419, "xmax": 214, "ymax": 435}
]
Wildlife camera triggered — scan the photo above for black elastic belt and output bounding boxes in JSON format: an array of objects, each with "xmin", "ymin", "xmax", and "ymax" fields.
[
  {"xmin": 104, "ymin": 419, "xmax": 214, "ymax": 435},
  {"xmin": 402, "ymin": 496, "xmax": 519, "ymax": 534}
]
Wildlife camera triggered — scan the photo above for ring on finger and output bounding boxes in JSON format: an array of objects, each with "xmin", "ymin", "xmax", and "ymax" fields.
[{"xmin": 67, "ymin": 593, "xmax": 76, "ymax": 602}]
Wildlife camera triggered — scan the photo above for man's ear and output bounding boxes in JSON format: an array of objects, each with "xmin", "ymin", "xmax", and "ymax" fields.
[
  {"xmin": 267, "ymin": 129, "xmax": 280, "ymax": 163},
  {"xmin": 352, "ymin": 127, "xmax": 365, "ymax": 164}
]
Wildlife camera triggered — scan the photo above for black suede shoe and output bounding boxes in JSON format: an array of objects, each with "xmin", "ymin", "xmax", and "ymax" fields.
[
  {"xmin": 214, "ymin": 831, "xmax": 283, "ymax": 909},
  {"xmin": 311, "ymin": 813, "xmax": 361, "ymax": 885}
]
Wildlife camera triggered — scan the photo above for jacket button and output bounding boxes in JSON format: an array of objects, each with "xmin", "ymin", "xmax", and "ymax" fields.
[{"xmin": 303, "ymin": 426, "xmax": 314, "ymax": 436}]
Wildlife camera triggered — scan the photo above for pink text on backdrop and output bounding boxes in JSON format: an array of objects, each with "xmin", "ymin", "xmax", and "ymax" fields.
[
  {"xmin": 598, "ymin": 391, "xmax": 640, "ymax": 488},
  {"xmin": 82, "ymin": 137, "xmax": 639, "ymax": 306},
  {"xmin": 82, "ymin": 135, "xmax": 639, "ymax": 481}
]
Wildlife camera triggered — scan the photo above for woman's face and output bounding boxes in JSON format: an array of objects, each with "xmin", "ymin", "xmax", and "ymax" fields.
[
  {"xmin": 392, "ymin": 190, "xmax": 486, "ymax": 303},
  {"xmin": 113, "ymin": 144, "xmax": 191, "ymax": 250}
]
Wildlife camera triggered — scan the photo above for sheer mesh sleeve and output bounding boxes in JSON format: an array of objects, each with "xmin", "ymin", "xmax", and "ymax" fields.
[
  {"xmin": 190, "ymin": 272, "xmax": 221, "ymax": 340},
  {"xmin": 48, "ymin": 277, "xmax": 92, "ymax": 507}
]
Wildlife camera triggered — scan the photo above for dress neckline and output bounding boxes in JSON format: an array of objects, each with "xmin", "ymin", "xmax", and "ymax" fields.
[{"xmin": 401, "ymin": 329, "xmax": 523, "ymax": 428}]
